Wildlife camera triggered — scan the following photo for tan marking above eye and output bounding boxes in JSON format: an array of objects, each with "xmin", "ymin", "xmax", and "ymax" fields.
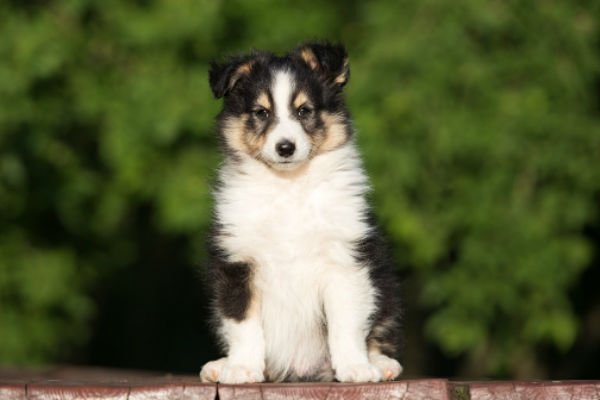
[
  {"xmin": 256, "ymin": 92, "xmax": 271, "ymax": 110},
  {"xmin": 293, "ymin": 92, "xmax": 310, "ymax": 109}
]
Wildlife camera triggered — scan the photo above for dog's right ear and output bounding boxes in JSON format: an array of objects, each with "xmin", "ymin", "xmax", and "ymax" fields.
[
  {"xmin": 293, "ymin": 42, "xmax": 349, "ymax": 87},
  {"xmin": 209, "ymin": 54, "xmax": 257, "ymax": 99}
]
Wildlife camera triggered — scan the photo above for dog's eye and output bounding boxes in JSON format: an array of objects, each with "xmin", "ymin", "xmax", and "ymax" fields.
[
  {"xmin": 297, "ymin": 106, "xmax": 313, "ymax": 118},
  {"xmin": 253, "ymin": 107, "xmax": 269, "ymax": 120}
]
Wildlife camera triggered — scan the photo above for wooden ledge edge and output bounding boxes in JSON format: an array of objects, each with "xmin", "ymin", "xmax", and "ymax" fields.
[{"xmin": 3, "ymin": 377, "xmax": 600, "ymax": 400}]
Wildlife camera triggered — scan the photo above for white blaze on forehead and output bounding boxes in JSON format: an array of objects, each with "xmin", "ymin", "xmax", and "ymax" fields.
[
  {"xmin": 272, "ymin": 70, "xmax": 294, "ymax": 118},
  {"xmin": 261, "ymin": 70, "xmax": 311, "ymax": 166}
]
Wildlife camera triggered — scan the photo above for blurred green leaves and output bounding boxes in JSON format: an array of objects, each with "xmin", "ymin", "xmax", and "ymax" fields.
[
  {"xmin": 351, "ymin": 0, "xmax": 600, "ymax": 375},
  {"xmin": 0, "ymin": 233, "xmax": 92, "ymax": 363},
  {"xmin": 0, "ymin": 0, "xmax": 599, "ymax": 377}
]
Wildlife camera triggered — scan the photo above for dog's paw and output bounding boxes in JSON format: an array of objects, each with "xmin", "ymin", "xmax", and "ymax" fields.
[
  {"xmin": 369, "ymin": 354, "xmax": 403, "ymax": 381},
  {"xmin": 219, "ymin": 364, "xmax": 265, "ymax": 384},
  {"xmin": 335, "ymin": 363, "xmax": 382, "ymax": 382},
  {"xmin": 199, "ymin": 358, "xmax": 264, "ymax": 384},
  {"xmin": 200, "ymin": 357, "xmax": 227, "ymax": 382}
]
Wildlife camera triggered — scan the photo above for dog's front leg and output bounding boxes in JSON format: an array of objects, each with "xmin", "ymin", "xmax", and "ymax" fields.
[
  {"xmin": 200, "ymin": 261, "xmax": 265, "ymax": 384},
  {"xmin": 324, "ymin": 266, "xmax": 381, "ymax": 382}
]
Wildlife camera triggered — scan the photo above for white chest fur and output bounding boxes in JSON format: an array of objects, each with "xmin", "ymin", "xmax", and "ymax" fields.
[
  {"xmin": 215, "ymin": 143, "xmax": 370, "ymax": 266},
  {"xmin": 214, "ymin": 143, "xmax": 372, "ymax": 378}
]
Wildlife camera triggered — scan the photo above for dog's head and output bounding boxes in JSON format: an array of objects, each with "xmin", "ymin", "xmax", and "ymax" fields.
[{"xmin": 209, "ymin": 42, "xmax": 352, "ymax": 171}]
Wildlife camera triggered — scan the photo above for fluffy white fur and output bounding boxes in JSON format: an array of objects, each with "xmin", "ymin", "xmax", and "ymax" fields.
[{"xmin": 210, "ymin": 141, "xmax": 379, "ymax": 382}]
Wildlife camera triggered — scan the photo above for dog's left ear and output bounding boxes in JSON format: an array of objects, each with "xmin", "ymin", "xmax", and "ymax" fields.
[
  {"xmin": 209, "ymin": 54, "xmax": 257, "ymax": 99},
  {"xmin": 293, "ymin": 42, "xmax": 349, "ymax": 87}
]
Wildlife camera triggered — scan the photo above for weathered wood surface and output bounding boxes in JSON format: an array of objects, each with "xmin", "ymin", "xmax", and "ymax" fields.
[
  {"xmin": 1, "ymin": 367, "xmax": 599, "ymax": 399},
  {"xmin": 218, "ymin": 379, "xmax": 449, "ymax": 400},
  {"xmin": 467, "ymin": 380, "xmax": 600, "ymax": 400},
  {"xmin": 0, "ymin": 367, "xmax": 215, "ymax": 400}
]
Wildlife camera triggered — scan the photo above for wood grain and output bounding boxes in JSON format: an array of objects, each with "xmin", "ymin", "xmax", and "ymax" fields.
[
  {"xmin": 468, "ymin": 381, "xmax": 600, "ymax": 400},
  {"xmin": 27, "ymin": 381, "xmax": 129, "ymax": 400},
  {"xmin": 218, "ymin": 379, "xmax": 450, "ymax": 400},
  {"xmin": 128, "ymin": 377, "xmax": 216, "ymax": 400},
  {"xmin": 2, "ymin": 368, "xmax": 600, "ymax": 400},
  {"xmin": 0, "ymin": 381, "xmax": 26, "ymax": 400}
]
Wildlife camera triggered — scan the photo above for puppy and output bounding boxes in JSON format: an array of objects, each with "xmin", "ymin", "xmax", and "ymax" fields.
[{"xmin": 200, "ymin": 42, "xmax": 402, "ymax": 383}]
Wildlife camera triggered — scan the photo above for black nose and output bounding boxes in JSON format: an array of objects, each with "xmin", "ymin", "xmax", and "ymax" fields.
[{"xmin": 276, "ymin": 140, "xmax": 296, "ymax": 158}]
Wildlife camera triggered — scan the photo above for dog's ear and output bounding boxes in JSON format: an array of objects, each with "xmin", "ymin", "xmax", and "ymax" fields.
[
  {"xmin": 293, "ymin": 42, "xmax": 349, "ymax": 87},
  {"xmin": 209, "ymin": 54, "xmax": 257, "ymax": 98}
]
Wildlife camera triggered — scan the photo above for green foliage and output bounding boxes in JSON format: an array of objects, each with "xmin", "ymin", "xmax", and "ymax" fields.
[
  {"xmin": 1, "ymin": 0, "xmax": 599, "ymax": 377},
  {"xmin": 351, "ymin": 1, "xmax": 600, "ymax": 375},
  {"xmin": 0, "ymin": 233, "xmax": 92, "ymax": 362}
]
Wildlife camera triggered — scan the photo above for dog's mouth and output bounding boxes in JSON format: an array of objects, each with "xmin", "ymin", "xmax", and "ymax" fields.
[
  {"xmin": 267, "ymin": 158, "xmax": 308, "ymax": 171},
  {"xmin": 257, "ymin": 151, "xmax": 310, "ymax": 172},
  {"xmin": 273, "ymin": 160, "xmax": 300, "ymax": 169}
]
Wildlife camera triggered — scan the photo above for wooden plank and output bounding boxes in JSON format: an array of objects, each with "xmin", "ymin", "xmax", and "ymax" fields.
[
  {"xmin": 25, "ymin": 379, "xmax": 217, "ymax": 400},
  {"xmin": 27, "ymin": 381, "xmax": 130, "ymax": 400},
  {"xmin": 128, "ymin": 377, "xmax": 216, "ymax": 400},
  {"xmin": 0, "ymin": 368, "xmax": 216, "ymax": 400},
  {"xmin": 129, "ymin": 384, "xmax": 184, "ymax": 400},
  {"xmin": 326, "ymin": 380, "xmax": 450, "ymax": 400},
  {"xmin": 218, "ymin": 379, "xmax": 450, "ymax": 400},
  {"xmin": 0, "ymin": 381, "xmax": 27, "ymax": 400},
  {"xmin": 20, "ymin": 375, "xmax": 216, "ymax": 400},
  {"xmin": 4, "ymin": 367, "xmax": 600, "ymax": 400},
  {"xmin": 180, "ymin": 382, "xmax": 218, "ymax": 400},
  {"xmin": 468, "ymin": 381, "xmax": 600, "ymax": 400}
]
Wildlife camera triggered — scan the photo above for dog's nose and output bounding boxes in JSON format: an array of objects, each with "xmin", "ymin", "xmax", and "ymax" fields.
[{"xmin": 276, "ymin": 140, "xmax": 296, "ymax": 158}]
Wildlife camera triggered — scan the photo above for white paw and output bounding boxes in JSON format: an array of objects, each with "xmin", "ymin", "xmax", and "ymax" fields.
[
  {"xmin": 369, "ymin": 354, "xmax": 403, "ymax": 381},
  {"xmin": 200, "ymin": 357, "xmax": 227, "ymax": 382},
  {"xmin": 219, "ymin": 363, "xmax": 264, "ymax": 384},
  {"xmin": 199, "ymin": 357, "xmax": 264, "ymax": 384},
  {"xmin": 335, "ymin": 363, "xmax": 382, "ymax": 382}
]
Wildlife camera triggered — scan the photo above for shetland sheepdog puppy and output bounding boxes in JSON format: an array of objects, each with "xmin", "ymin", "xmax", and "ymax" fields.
[{"xmin": 200, "ymin": 42, "xmax": 403, "ymax": 383}]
